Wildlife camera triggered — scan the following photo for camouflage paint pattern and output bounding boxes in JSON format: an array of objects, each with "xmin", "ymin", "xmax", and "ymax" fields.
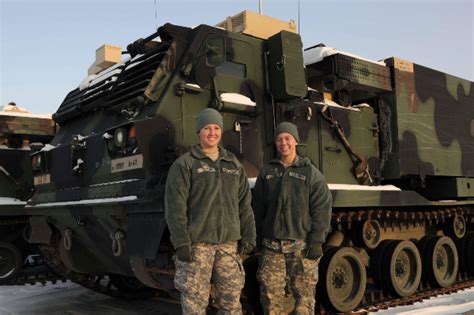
[
  {"xmin": 257, "ymin": 247, "xmax": 319, "ymax": 315},
  {"xmin": 386, "ymin": 57, "xmax": 474, "ymax": 178},
  {"xmin": 174, "ymin": 241, "xmax": 244, "ymax": 315},
  {"xmin": 305, "ymin": 52, "xmax": 473, "ymax": 200},
  {"xmin": 0, "ymin": 113, "xmax": 55, "ymax": 138}
]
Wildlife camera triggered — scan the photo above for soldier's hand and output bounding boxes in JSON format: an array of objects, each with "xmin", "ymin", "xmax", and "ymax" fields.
[
  {"xmin": 175, "ymin": 245, "xmax": 194, "ymax": 262},
  {"xmin": 238, "ymin": 242, "xmax": 254, "ymax": 255},
  {"xmin": 303, "ymin": 242, "xmax": 323, "ymax": 260}
]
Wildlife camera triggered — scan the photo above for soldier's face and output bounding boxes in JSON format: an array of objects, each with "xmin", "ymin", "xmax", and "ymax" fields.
[
  {"xmin": 276, "ymin": 132, "xmax": 297, "ymax": 158},
  {"xmin": 199, "ymin": 124, "xmax": 222, "ymax": 150}
]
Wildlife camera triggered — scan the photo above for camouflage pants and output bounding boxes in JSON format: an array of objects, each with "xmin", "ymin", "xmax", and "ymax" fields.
[
  {"xmin": 174, "ymin": 241, "xmax": 245, "ymax": 315},
  {"xmin": 257, "ymin": 248, "xmax": 319, "ymax": 315}
]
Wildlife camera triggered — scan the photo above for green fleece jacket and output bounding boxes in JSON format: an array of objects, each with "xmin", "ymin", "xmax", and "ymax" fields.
[
  {"xmin": 253, "ymin": 156, "xmax": 332, "ymax": 243},
  {"xmin": 165, "ymin": 144, "xmax": 256, "ymax": 249}
]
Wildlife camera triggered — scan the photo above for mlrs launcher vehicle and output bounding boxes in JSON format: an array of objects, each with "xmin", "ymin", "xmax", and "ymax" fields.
[
  {"xmin": 27, "ymin": 10, "xmax": 473, "ymax": 313},
  {"xmin": 0, "ymin": 103, "xmax": 57, "ymax": 285}
]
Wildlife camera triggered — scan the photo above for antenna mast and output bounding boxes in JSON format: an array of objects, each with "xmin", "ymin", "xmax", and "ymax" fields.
[
  {"xmin": 259, "ymin": 0, "xmax": 263, "ymax": 14},
  {"xmin": 154, "ymin": 0, "xmax": 158, "ymax": 29},
  {"xmin": 298, "ymin": 0, "xmax": 301, "ymax": 34}
]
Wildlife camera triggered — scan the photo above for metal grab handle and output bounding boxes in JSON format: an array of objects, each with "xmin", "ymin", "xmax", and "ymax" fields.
[
  {"xmin": 110, "ymin": 230, "xmax": 126, "ymax": 257},
  {"xmin": 276, "ymin": 54, "xmax": 286, "ymax": 71},
  {"xmin": 63, "ymin": 229, "xmax": 73, "ymax": 251},
  {"xmin": 325, "ymin": 146, "xmax": 342, "ymax": 153}
]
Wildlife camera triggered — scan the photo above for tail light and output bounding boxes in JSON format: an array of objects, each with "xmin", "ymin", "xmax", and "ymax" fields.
[{"xmin": 128, "ymin": 126, "xmax": 137, "ymax": 147}]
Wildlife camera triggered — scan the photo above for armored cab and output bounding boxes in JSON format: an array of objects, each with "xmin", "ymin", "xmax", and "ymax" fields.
[
  {"xmin": 28, "ymin": 11, "xmax": 473, "ymax": 313},
  {"xmin": 0, "ymin": 102, "xmax": 56, "ymax": 284}
]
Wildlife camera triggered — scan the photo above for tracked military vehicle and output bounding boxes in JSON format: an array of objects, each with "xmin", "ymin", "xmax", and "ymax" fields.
[
  {"xmin": 0, "ymin": 103, "xmax": 58, "ymax": 285},
  {"xmin": 27, "ymin": 10, "xmax": 473, "ymax": 313}
]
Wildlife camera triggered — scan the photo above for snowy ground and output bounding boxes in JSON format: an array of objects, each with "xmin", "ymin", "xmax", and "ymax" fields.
[
  {"xmin": 0, "ymin": 282, "xmax": 473, "ymax": 314},
  {"xmin": 370, "ymin": 287, "xmax": 474, "ymax": 315},
  {"xmin": 0, "ymin": 282, "xmax": 180, "ymax": 314}
]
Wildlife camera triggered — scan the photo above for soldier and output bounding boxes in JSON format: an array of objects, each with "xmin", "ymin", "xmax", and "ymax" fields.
[
  {"xmin": 253, "ymin": 122, "xmax": 332, "ymax": 314},
  {"xmin": 165, "ymin": 108, "xmax": 256, "ymax": 315}
]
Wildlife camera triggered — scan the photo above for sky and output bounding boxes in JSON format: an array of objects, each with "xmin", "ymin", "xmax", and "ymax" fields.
[{"xmin": 1, "ymin": 0, "xmax": 473, "ymax": 114}]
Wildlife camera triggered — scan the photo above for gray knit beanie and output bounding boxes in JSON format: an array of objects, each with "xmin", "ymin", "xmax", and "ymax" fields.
[
  {"xmin": 196, "ymin": 108, "xmax": 223, "ymax": 133},
  {"xmin": 275, "ymin": 122, "xmax": 300, "ymax": 142}
]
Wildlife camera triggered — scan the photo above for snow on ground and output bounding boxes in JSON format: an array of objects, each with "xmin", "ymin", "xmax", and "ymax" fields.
[
  {"xmin": 0, "ymin": 281, "xmax": 473, "ymax": 314},
  {"xmin": 370, "ymin": 287, "xmax": 474, "ymax": 315},
  {"xmin": 0, "ymin": 281, "xmax": 180, "ymax": 314}
]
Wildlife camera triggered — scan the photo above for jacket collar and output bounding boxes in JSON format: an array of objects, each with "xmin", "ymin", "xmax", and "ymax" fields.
[
  {"xmin": 269, "ymin": 155, "xmax": 309, "ymax": 168},
  {"xmin": 189, "ymin": 144, "xmax": 234, "ymax": 162}
]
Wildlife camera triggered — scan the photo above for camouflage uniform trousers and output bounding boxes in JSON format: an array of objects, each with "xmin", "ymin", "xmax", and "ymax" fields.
[
  {"xmin": 174, "ymin": 241, "xmax": 245, "ymax": 315},
  {"xmin": 257, "ymin": 242, "xmax": 320, "ymax": 315}
]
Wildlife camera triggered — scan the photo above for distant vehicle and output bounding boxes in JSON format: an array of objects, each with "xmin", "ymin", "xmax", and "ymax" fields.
[
  {"xmin": 27, "ymin": 11, "xmax": 473, "ymax": 313},
  {"xmin": 0, "ymin": 102, "xmax": 57, "ymax": 285}
]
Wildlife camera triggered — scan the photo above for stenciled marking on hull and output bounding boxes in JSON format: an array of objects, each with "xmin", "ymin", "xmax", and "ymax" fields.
[{"xmin": 111, "ymin": 154, "xmax": 143, "ymax": 173}]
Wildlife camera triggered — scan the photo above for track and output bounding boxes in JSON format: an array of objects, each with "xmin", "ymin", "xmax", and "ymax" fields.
[
  {"xmin": 0, "ymin": 218, "xmax": 66, "ymax": 286},
  {"xmin": 352, "ymin": 278, "xmax": 474, "ymax": 314},
  {"xmin": 38, "ymin": 233, "xmax": 167, "ymax": 301},
  {"xmin": 70, "ymin": 273, "xmax": 164, "ymax": 300},
  {"xmin": 7, "ymin": 258, "xmax": 67, "ymax": 286},
  {"xmin": 34, "ymin": 205, "xmax": 474, "ymax": 314},
  {"xmin": 315, "ymin": 204, "xmax": 474, "ymax": 313},
  {"xmin": 331, "ymin": 206, "xmax": 472, "ymax": 230}
]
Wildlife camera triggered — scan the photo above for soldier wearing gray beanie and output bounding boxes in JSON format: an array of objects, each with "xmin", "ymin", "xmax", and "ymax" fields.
[
  {"xmin": 254, "ymin": 120, "xmax": 332, "ymax": 314},
  {"xmin": 196, "ymin": 108, "xmax": 223, "ymax": 133},
  {"xmin": 274, "ymin": 121, "xmax": 300, "ymax": 142},
  {"xmin": 165, "ymin": 105, "xmax": 256, "ymax": 315}
]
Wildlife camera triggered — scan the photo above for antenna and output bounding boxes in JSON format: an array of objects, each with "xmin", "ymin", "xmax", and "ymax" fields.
[
  {"xmin": 298, "ymin": 0, "xmax": 301, "ymax": 34},
  {"xmin": 154, "ymin": 0, "xmax": 158, "ymax": 29},
  {"xmin": 259, "ymin": 0, "xmax": 263, "ymax": 15}
]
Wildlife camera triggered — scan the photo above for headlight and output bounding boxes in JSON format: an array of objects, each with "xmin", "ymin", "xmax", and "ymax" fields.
[{"xmin": 114, "ymin": 128, "xmax": 128, "ymax": 148}]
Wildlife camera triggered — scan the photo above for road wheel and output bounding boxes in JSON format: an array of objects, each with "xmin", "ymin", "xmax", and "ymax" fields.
[
  {"xmin": 421, "ymin": 236, "xmax": 458, "ymax": 287},
  {"xmin": 443, "ymin": 215, "xmax": 467, "ymax": 239},
  {"xmin": 382, "ymin": 240, "xmax": 421, "ymax": 297},
  {"xmin": 0, "ymin": 241, "xmax": 22, "ymax": 284},
  {"xmin": 354, "ymin": 220, "xmax": 382, "ymax": 249},
  {"xmin": 319, "ymin": 246, "xmax": 366, "ymax": 312}
]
